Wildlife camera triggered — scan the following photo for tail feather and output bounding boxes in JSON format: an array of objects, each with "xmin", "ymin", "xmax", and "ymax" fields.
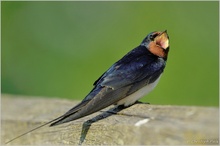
[
  {"xmin": 5, "ymin": 115, "xmax": 64, "ymax": 144},
  {"xmin": 50, "ymin": 111, "xmax": 78, "ymax": 126},
  {"xmin": 50, "ymin": 100, "xmax": 91, "ymax": 126},
  {"xmin": 5, "ymin": 100, "xmax": 91, "ymax": 143}
]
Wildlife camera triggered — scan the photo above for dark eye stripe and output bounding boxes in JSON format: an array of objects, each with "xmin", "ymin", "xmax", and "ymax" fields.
[
  {"xmin": 150, "ymin": 35, "xmax": 154, "ymax": 40},
  {"xmin": 150, "ymin": 33, "xmax": 158, "ymax": 40}
]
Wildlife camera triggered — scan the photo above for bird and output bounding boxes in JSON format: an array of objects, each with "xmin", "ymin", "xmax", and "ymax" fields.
[
  {"xmin": 5, "ymin": 30, "xmax": 169, "ymax": 144},
  {"xmin": 50, "ymin": 30, "xmax": 170, "ymax": 126}
]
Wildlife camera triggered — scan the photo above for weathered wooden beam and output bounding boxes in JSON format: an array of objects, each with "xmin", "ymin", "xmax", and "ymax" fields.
[{"xmin": 1, "ymin": 94, "xmax": 219, "ymax": 145}]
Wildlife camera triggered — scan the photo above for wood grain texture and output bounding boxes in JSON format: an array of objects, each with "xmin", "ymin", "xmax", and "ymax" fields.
[{"xmin": 1, "ymin": 94, "xmax": 219, "ymax": 145}]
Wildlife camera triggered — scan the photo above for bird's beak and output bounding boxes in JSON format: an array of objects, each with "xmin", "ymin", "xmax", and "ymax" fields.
[{"xmin": 155, "ymin": 30, "xmax": 169, "ymax": 49}]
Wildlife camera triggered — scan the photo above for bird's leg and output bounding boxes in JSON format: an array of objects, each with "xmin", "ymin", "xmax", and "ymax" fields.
[
  {"xmin": 102, "ymin": 105, "xmax": 127, "ymax": 115},
  {"xmin": 102, "ymin": 101, "xmax": 149, "ymax": 115},
  {"xmin": 135, "ymin": 100, "xmax": 150, "ymax": 105}
]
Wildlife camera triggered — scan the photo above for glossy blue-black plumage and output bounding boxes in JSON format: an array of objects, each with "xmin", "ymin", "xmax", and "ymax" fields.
[
  {"xmin": 50, "ymin": 44, "xmax": 167, "ymax": 126},
  {"xmin": 94, "ymin": 46, "xmax": 165, "ymax": 89}
]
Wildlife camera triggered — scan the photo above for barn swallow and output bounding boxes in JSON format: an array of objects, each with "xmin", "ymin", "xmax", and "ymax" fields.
[
  {"xmin": 6, "ymin": 30, "xmax": 169, "ymax": 144},
  {"xmin": 50, "ymin": 30, "xmax": 169, "ymax": 126}
]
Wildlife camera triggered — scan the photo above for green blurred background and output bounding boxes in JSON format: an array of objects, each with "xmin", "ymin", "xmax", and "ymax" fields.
[{"xmin": 1, "ymin": 1, "xmax": 219, "ymax": 106}]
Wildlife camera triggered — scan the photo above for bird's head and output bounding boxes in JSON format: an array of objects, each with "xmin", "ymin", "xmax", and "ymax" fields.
[{"xmin": 141, "ymin": 30, "xmax": 169, "ymax": 59}]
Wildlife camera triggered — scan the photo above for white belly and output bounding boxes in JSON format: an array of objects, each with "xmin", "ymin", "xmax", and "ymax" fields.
[{"xmin": 117, "ymin": 75, "xmax": 161, "ymax": 106}]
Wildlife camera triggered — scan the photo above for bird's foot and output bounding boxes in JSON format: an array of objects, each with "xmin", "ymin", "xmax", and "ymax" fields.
[
  {"xmin": 101, "ymin": 101, "xmax": 150, "ymax": 115},
  {"xmin": 134, "ymin": 101, "xmax": 150, "ymax": 105}
]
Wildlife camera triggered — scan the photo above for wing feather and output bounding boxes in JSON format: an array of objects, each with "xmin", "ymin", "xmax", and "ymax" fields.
[{"xmin": 50, "ymin": 46, "xmax": 166, "ymax": 126}]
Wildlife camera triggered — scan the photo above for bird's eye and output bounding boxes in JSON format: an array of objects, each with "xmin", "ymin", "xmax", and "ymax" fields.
[
  {"xmin": 149, "ymin": 33, "xmax": 158, "ymax": 41},
  {"xmin": 149, "ymin": 35, "xmax": 154, "ymax": 40}
]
